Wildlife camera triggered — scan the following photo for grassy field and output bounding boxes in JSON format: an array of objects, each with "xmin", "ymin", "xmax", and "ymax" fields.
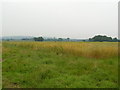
[{"xmin": 2, "ymin": 41, "xmax": 118, "ymax": 88}]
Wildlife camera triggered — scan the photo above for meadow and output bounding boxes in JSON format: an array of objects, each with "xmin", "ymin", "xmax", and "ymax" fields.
[{"xmin": 2, "ymin": 41, "xmax": 118, "ymax": 88}]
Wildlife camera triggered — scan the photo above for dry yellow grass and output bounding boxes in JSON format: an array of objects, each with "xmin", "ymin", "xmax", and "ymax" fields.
[{"xmin": 3, "ymin": 41, "xmax": 118, "ymax": 59}]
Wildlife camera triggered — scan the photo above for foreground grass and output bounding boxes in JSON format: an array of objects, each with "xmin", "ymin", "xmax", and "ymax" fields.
[{"xmin": 2, "ymin": 41, "xmax": 118, "ymax": 88}]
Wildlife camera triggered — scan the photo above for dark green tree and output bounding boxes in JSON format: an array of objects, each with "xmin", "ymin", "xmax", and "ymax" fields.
[
  {"xmin": 112, "ymin": 38, "xmax": 118, "ymax": 42},
  {"xmin": 67, "ymin": 38, "xmax": 70, "ymax": 41},
  {"xmin": 89, "ymin": 35, "xmax": 113, "ymax": 42},
  {"xmin": 58, "ymin": 38, "xmax": 63, "ymax": 41},
  {"xmin": 34, "ymin": 37, "xmax": 44, "ymax": 41}
]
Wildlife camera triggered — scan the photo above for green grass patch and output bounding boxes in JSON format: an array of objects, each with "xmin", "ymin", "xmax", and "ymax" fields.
[{"xmin": 2, "ymin": 42, "xmax": 118, "ymax": 88}]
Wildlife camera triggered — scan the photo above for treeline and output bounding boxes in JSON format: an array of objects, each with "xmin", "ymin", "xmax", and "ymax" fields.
[
  {"xmin": 33, "ymin": 35, "xmax": 119, "ymax": 42},
  {"xmin": 89, "ymin": 35, "xmax": 118, "ymax": 42},
  {"xmin": 2, "ymin": 35, "xmax": 119, "ymax": 42},
  {"xmin": 33, "ymin": 37, "xmax": 70, "ymax": 41}
]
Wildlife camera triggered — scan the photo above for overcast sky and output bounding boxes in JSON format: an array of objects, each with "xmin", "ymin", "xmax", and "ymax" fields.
[{"xmin": 2, "ymin": 0, "xmax": 118, "ymax": 39}]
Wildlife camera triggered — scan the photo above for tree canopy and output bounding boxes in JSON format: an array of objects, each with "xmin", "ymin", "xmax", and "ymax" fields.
[
  {"xmin": 34, "ymin": 37, "xmax": 44, "ymax": 41},
  {"xmin": 89, "ymin": 35, "xmax": 118, "ymax": 42}
]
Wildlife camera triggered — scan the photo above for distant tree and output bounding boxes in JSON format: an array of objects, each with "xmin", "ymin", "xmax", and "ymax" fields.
[
  {"xmin": 58, "ymin": 38, "xmax": 63, "ymax": 41},
  {"xmin": 34, "ymin": 37, "xmax": 37, "ymax": 41},
  {"xmin": 22, "ymin": 38, "xmax": 29, "ymax": 40},
  {"xmin": 112, "ymin": 38, "xmax": 118, "ymax": 42},
  {"xmin": 89, "ymin": 35, "xmax": 114, "ymax": 42},
  {"xmin": 34, "ymin": 37, "xmax": 44, "ymax": 41},
  {"xmin": 39, "ymin": 37, "xmax": 44, "ymax": 41},
  {"xmin": 89, "ymin": 38, "xmax": 92, "ymax": 41},
  {"xmin": 67, "ymin": 38, "xmax": 70, "ymax": 41}
]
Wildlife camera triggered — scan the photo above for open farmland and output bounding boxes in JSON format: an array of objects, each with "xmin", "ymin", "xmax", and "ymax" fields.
[{"xmin": 2, "ymin": 41, "xmax": 118, "ymax": 88}]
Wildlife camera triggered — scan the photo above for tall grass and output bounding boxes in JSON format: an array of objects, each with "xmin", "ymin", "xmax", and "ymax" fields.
[
  {"xmin": 3, "ymin": 41, "xmax": 118, "ymax": 59},
  {"xmin": 2, "ymin": 41, "xmax": 118, "ymax": 88}
]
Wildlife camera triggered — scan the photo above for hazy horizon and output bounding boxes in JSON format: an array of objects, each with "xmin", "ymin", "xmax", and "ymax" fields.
[
  {"xmin": 2, "ymin": 0, "xmax": 118, "ymax": 39},
  {"xmin": 2, "ymin": 34, "xmax": 118, "ymax": 39}
]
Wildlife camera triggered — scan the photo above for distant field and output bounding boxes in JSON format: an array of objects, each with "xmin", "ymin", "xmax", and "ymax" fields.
[{"xmin": 2, "ymin": 41, "xmax": 118, "ymax": 88}]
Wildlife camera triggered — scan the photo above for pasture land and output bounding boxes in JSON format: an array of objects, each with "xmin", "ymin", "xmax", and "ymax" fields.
[{"xmin": 2, "ymin": 41, "xmax": 118, "ymax": 88}]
